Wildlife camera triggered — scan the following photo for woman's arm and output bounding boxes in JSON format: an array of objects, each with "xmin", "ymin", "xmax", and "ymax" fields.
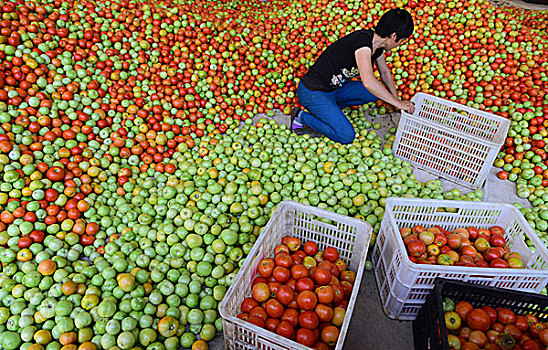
[
  {"xmin": 376, "ymin": 54, "xmax": 399, "ymax": 99},
  {"xmin": 356, "ymin": 47, "xmax": 414, "ymax": 113}
]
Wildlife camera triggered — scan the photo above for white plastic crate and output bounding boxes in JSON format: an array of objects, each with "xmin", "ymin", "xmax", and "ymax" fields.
[
  {"xmin": 392, "ymin": 93, "xmax": 510, "ymax": 190},
  {"xmin": 219, "ymin": 201, "xmax": 372, "ymax": 350},
  {"xmin": 372, "ymin": 197, "xmax": 548, "ymax": 321}
]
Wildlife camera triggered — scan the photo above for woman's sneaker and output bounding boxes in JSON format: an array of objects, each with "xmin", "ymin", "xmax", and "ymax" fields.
[{"xmin": 290, "ymin": 107, "xmax": 303, "ymax": 130}]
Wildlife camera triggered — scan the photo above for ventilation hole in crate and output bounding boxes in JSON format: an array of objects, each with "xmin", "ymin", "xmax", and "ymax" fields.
[{"xmin": 379, "ymin": 281, "xmax": 389, "ymax": 301}]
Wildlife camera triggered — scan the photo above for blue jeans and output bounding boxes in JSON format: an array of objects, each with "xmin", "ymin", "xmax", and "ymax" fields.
[{"xmin": 297, "ymin": 81, "xmax": 378, "ymax": 144}]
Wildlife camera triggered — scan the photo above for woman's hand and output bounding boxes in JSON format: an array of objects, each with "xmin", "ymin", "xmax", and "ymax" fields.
[{"xmin": 398, "ymin": 100, "xmax": 415, "ymax": 114}]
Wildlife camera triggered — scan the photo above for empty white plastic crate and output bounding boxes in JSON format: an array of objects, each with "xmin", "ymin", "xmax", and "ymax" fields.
[
  {"xmin": 219, "ymin": 201, "xmax": 372, "ymax": 350},
  {"xmin": 372, "ymin": 197, "xmax": 548, "ymax": 320},
  {"xmin": 392, "ymin": 93, "xmax": 510, "ymax": 189}
]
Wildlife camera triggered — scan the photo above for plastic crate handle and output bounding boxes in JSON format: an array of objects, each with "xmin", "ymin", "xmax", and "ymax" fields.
[
  {"xmin": 465, "ymin": 275, "xmax": 495, "ymax": 282},
  {"xmin": 396, "ymin": 207, "xmax": 463, "ymax": 215}
]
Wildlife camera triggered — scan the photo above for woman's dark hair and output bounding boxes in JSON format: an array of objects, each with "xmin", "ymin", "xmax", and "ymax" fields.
[{"xmin": 375, "ymin": 8, "xmax": 414, "ymax": 41}]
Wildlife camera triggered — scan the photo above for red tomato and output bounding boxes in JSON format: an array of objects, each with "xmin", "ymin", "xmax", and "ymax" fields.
[
  {"xmin": 339, "ymin": 270, "xmax": 356, "ymax": 284},
  {"xmin": 237, "ymin": 313, "xmax": 249, "ymax": 321},
  {"xmin": 483, "ymin": 247, "xmax": 503, "ymax": 262},
  {"xmin": 257, "ymin": 258, "xmax": 275, "ymax": 278},
  {"xmin": 529, "ymin": 323, "xmax": 545, "ymax": 338},
  {"xmin": 489, "ymin": 258, "xmax": 509, "ymax": 268},
  {"xmin": 525, "ymin": 314, "xmax": 538, "ymax": 326},
  {"xmin": 18, "ymin": 236, "xmax": 32, "ymax": 248},
  {"xmin": 297, "ymin": 290, "xmax": 318, "ymax": 310},
  {"xmin": 461, "ymin": 245, "xmax": 478, "ymax": 257},
  {"xmin": 276, "ymin": 285, "xmax": 295, "ymax": 306},
  {"xmin": 46, "ymin": 166, "xmax": 65, "ymax": 182},
  {"xmin": 480, "ymin": 306, "xmax": 497, "ymax": 325},
  {"xmin": 265, "ymin": 318, "xmax": 280, "ymax": 332},
  {"xmin": 315, "ymin": 304, "xmax": 334, "ymax": 323},
  {"xmin": 281, "ymin": 308, "xmax": 299, "ymax": 328},
  {"xmin": 249, "ymin": 307, "xmax": 268, "ymax": 322},
  {"xmin": 455, "ymin": 301, "xmax": 474, "ymax": 320},
  {"xmin": 313, "ymin": 341, "xmax": 330, "ymax": 350},
  {"xmin": 240, "ymin": 297, "xmax": 259, "ymax": 313},
  {"xmin": 515, "ymin": 315, "xmax": 529, "ymax": 332},
  {"xmin": 522, "ymin": 339, "xmax": 541, "ymax": 350},
  {"xmin": 265, "ymin": 299, "xmax": 284, "ymax": 319},
  {"xmin": 286, "ymin": 278, "xmax": 297, "ymax": 291},
  {"xmin": 29, "ymin": 230, "xmax": 44, "ymax": 243},
  {"xmin": 496, "ymin": 307, "xmax": 516, "ymax": 325},
  {"xmin": 290, "ymin": 265, "xmax": 309, "ymax": 280},
  {"xmin": 303, "ymin": 241, "xmax": 318, "ymax": 256},
  {"xmin": 320, "ymin": 325, "xmax": 339, "ymax": 346},
  {"xmin": 299, "ymin": 310, "xmax": 319, "ymax": 330},
  {"xmin": 315, "ymin": 286, "xmax": 334, "ymax": 305},
  {"xmin": 274, "ymin": 244, "xmax": 290, "ymax": 255},
  {"xmin": 339, "ymin": 281, "xmax": 353, "ymax": 298},
  {"xmin": 295, "ymin": 278, "xmax": 315, "ymax": 292},
  {"xmin": 489, "ymin": 226, "xmax": 505, "ymax": 236},
  {"xmin": 291, "ymin": 254, "xmax": 303, "ymax": 265},
  {"xmin": 331, "ymin": 284, "xmax": 345, "ymax": 304},
  {"xmin": 294, "ymin": 250, "xmax": 307, "ymax": 259},
  {"xmin": 268, "ymin": 281, "xmax": 282, "ymax": 297},
  {"xmin": 539, "ymin": 328, "xmax": 548, "ymax": 346},
  {"xmin": 252, "ymin": 283, "xmax": 270, "ymax": 303},
  {"xmin": 284, "ymin": 237, "xmax": 302, "ymax": 252},
  {"xmin": 407, "ymin": 240, "xmax": 427, "ymax": 257},
  {"xmin": 272, "ymin": 266, "xmax": 290, "ymax": 283},
  {"xmin": 468, "ymin": 330, "xmax": 487, "ymax": 348},
  {"xmin": 296, "ymin": 328, "xmax": 317, "ymax": 347},
  {"xmin": 275, "ymin": 253, "xmax": 293, "ymax": 268},
  {"xmin": 318, "ymin": 260, "xmax": 339, "ymax": 277},
  {"xmin": 459, "ymin": 327, "xmax": 472, "ymax": 341},
  {"xmin": 433, "ymin": 233, "xmax": 448, "ymax": 247},
  {"xmin": 503, "ymin": 324, "xmax": 522, "ymax": 341},
  {"xmin": 491, "ymin": 322, "xmax": 504, "ymax": 333},
  {"xmin": 467, "ymin": 227, "xmax": 479, "ymax": 240},
  {"xmin": 276, "ymin": 320, "xmax": 295, "ymax": 339},
  {"xmin": 490, "ymin": 234, "xmax": 507, "ymax": 247},
  {"xmin": 322, "ymin": 247, "xmax": 339, "ymax": 262},
  {"xmin": 247, "ymin": 316, "xmax": 265, "ymax": 328},
  {"xmin": 313, "ymin": 268, "xmax": 332, "ymax": 286},
  {"xmin": 467, "ymin": 309, "xmax": 491, "ymax": 331},
  {"xmin": 461, "ymin": 342, "xmax": 480, "ymax": 350}
]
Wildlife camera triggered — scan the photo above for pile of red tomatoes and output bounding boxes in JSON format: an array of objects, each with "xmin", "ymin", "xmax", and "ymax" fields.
[
  {"xmin": 402, "ymin": 225, "xmax": 524, "ymax": 269},
  {"xmin": 238, "ymin": 236, "xmax": 356, "ymax": 349},
  {"xmin": 444, "ymin": 299, "xmax": 548, "ymax": 350}
]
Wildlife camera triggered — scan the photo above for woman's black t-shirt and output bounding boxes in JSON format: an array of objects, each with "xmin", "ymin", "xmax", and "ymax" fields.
[{"xmin": 300, "ymin": 29, "xmax": 384, "ymax": 92}]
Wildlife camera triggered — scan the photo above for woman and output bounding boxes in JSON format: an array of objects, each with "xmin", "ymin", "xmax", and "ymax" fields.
[{"xmin": 291, "ymin": 8, "xmax": 416, "ymax": 143}]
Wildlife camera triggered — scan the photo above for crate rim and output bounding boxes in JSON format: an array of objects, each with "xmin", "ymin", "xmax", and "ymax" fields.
[
  {"xmin": 219, "ymin": 200, "xmax": 373, "ymax": 350},
  {"xmin": 411, "ymin": 92, "xmax": 511, "ymax": 127},
  {"xmin": 382, "ymin": 197, "xmax": 548, "ymax": 277},
  {"xmin": 399, "ymin": 111, "xmax": 504, "ymax": 148},
  {"xmin": 432, "ymin": 277, "xmax": 548, "ymax": 303}
]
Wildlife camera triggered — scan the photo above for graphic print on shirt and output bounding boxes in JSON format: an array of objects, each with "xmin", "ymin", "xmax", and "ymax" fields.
[{"xmin": 330, "ymin": 67, "xmax": 360, "ymax": 88}]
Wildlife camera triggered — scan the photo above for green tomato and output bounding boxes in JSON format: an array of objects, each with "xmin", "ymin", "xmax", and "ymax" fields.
[
  {"xmin": 139, "ymin": 328, "xmax": 157, "ymax": 347},
  {"xmin": 180, "ymin": 332, "xmax": 195, "ymax": 348},
  {"xmin": 1, "ymin": 331, "xmax": 21, "ymax": 350}
]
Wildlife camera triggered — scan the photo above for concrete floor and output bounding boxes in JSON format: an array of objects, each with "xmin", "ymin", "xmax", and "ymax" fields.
[{"xmin": 208, "ymin": 108, "xmax": 529, "ymax": 350}]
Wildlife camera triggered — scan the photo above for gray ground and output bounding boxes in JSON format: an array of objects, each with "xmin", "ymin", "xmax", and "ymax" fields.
[{"xmin": 208, "ymin": 108, "xmax": 529, "ymax": 350}]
